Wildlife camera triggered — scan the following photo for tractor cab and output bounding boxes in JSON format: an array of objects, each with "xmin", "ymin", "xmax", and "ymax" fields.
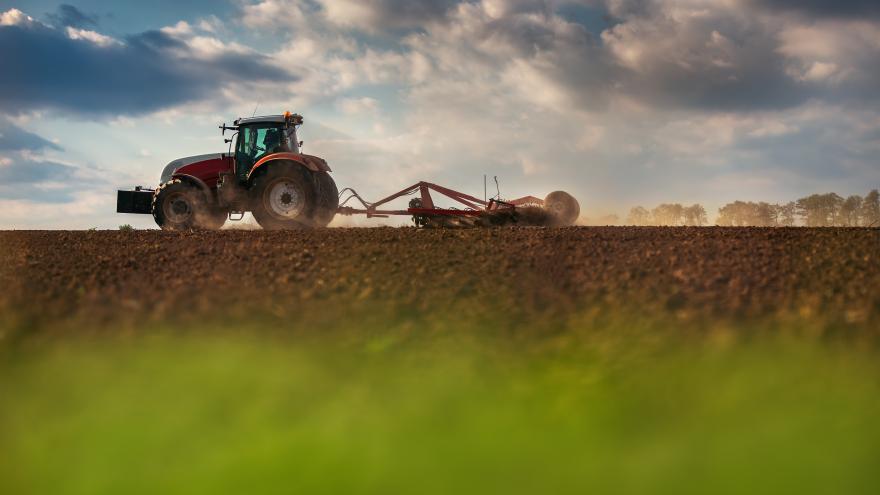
[{"xmin": 229, "ymin": 114, "xmax": 301, "ymax": 182}]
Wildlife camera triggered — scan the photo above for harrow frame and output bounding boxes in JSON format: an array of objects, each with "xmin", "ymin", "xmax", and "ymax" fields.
[{"xmin": 336, "ymin": 181, "xmax": 544, "ymax": 219}]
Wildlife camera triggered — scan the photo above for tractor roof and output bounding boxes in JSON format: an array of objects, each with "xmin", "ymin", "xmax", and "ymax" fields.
[{"xmin": 234, "ymin": 115, "xmax": 287, "ymax": 126}]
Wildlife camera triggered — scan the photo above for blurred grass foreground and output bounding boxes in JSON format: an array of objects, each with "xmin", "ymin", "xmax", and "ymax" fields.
[
  {"xmin": 2, "ymin": 229, "xmax": 879, "ymax": 494},
  {"xmin": 1, "ymin": 320, "xmax": 878, "ymax": 495}
]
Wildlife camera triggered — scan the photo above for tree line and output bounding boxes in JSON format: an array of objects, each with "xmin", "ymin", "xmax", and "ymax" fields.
[
  {"xmin": 626, "ymin": 204, "xmax": 708, "ymax": 226},
  {"xmin": 626, "ymin": 189, "xmax": 879, "ymax": 227}
]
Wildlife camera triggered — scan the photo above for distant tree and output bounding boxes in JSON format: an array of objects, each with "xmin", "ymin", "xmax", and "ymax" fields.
[
  {"xmin": 652, "ymin": 203, "xmax": 684, "ymax": 226},
  {"xmin": 769, "ymin": 204, "xmax": 783, "ymax": 225},
  {"xmin": 862, "ymin": 189, "xmax": 880, "ymax": 227},
  {"xmin": 682, "ymin": 204, "xmax": 707, "ymax": 226},
  {"xmin": 828, "ymin": 193, "xmax": 845, "ymax": 225},
  {"xmin": 717, "ymin": 201, "xmax": 779, "ymax": 226},
  {"xmin": 840, "ymin": 195, "xmax": 863, "ymax": 226},
  {"xmin": 778, "ymin": 202, "xmax": 797, "ymax": 226},
  {"xmin": 119, "ymin": 224, "xmax": 134, "ymax": 232},
  {"xmin": 796, "ymin": 193, "xmax": 843, "ymax": 226},
  {"xmin": 627, "ymin": 206, "xmax": 652, "ymax": 226},
  {"xmin": 717, "ymin": 201, "xmax": 743, "ymax": 226}
]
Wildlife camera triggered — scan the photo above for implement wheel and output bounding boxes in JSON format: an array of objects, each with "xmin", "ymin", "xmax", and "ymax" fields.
[{"xmin": 543, "ymin": 191, "xmax": 580, "ymax": 226}]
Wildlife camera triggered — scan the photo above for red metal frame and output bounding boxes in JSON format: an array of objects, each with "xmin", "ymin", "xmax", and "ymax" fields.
[{"xmin": 337, "ymin": 181, "xmax": 543, "ymax": 219}]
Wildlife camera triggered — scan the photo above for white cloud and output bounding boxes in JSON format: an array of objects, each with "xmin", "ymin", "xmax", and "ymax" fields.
[
  {"xmin": 777, "ymin": 20, "xmax": 880, "ymax": 85},
  {"xmin": 0, "ymin": 8, "xmax": 36, "ymax": 27},
  {"xmin": 320, "ymin": 0, "xmax": 373, "ymax": 28},
  {"xmin": 800, "ymin": 61, "xmax": 839, "ymax": 83},
  {"xmin": 241, "ymin": 0, "xmax": 313, "ymax": 29},
  {"xmin": 160, "ymin": 20, "xmax": 193, "ymax": 37},
  {"xmin": 197, "ymin": 16, "xmax": 223, "ymax": 33},
  {"xmin": 65, "ymin": 27, "xmax": 122, "ymax": 47}
]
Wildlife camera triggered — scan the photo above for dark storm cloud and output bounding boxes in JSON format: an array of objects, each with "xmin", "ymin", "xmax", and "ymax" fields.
[
  {"xmin": 0, "ymin": 155, "xmax": 93, "ymax": 203},
  {"xmin": 624, "ymin": 42, "xmax": 807, "ymax": 111},
  {"xmin": 0, "ymin": 23, "xmax": 291, "ymax": 116},
  {"xmin": 754, "ymin": 0, "xmax": 880, "ymax": 19},
  {"xmin": 593, "ymin": 2, "xmax": 880, "ymax": 112},
  {"xmin": 46, "ymin": 4, "xmax": 99, "ymax": 28},
  {"xmin": 348, "ymin": 0, "xmax": 460, "ymax": 30},
  {"xmin": 0, "ymin": 122, "xmax": 62, "ymax": 152},
  {"xmin": 0, "ymin": 158, "xmax": 76, "ymax": 184},
  {"xmin": 0, "ymin": 155, "xmax": 104, "ymax": 203}
]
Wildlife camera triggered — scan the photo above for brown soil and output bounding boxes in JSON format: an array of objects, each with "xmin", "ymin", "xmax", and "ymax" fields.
[{"xmin": 1, "ymin": 227, "xmax": 878, "ymax": 339}]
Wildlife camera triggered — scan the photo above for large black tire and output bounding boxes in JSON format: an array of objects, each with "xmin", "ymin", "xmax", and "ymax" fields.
[
  {"xmin": 311, "ymin": 172, "xmax": 338, "ymax": 227},
  {"xmin": 250, "ymin": 162, "xmax": 316, "ymax": 230},
  {"xmin": 543, "ymin": 191, "xmax": 580, "ymax": 226},
  {"xmin": 152, "ymin": 179, "xmax": 226, "ymax": 230}
]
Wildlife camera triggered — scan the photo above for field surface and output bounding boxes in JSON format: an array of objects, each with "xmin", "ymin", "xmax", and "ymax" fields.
[
  {"xmin": 3, "ymin": 227, "xmax": 879, "ymax": 333},
  {"xmin": 1, "ymin": 227, "xmax": 879, "ymax": 494}
]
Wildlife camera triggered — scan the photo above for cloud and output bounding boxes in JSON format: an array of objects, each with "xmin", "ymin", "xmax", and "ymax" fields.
[
  {"xmin": 0, "ymin": 121, "xmax": 62, "ymax": 152},
  {"xmin": 754, "ymin": 0, "xmax": 880, "ymax": 19},
  {"xmin": 65, "ymin": 26, "xmax": 121, "ymax": 47},
  {"xmin": 46, "ymin": 4, "xmax": 98, "ymax": 28},
  {"xmin": 600, "ymin": 2, "xmax": 810, "ymax": 111},
  {"xmin": 320, "ymin": 0, "xmax": 460, "ymax": 31},
  {"xmin": 336, "ymin": 96, "xmax": 380, "ymax": 115},
  {"xmin": 237, "ymin": 0, "xmax": 880, "ymax": 113},
  {"xmin": 0, "ymin": 158, "xmax": 76, "ymax": 184},
  {"xmin": 777, "ymin": 19, "xmax": 880, "ymax": 92},
  {"xmin": 0, "ymin": 8, "xmax": 36, "ymax": 26},
  {"xmin": 0, "ymin": 10, "xmax": 292, "ymax": 116},
  {"xmin": 0, "ymin": 156, "xmax": 92, "ymax": 203}
]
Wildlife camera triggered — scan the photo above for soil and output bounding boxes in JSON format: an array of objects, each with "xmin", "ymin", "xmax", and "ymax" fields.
[{"xmin": 1, "ymin": 227, "xmax": 878, "ymax": 338}]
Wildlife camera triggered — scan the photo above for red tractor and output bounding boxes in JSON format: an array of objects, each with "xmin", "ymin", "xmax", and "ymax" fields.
[
  {"xmin": 118, "ymin": 111, "xmax": 581, "ymax": 229},
  {"xmin": 118, "ymin": 112, "xmax": 337, "ymax": 230}
]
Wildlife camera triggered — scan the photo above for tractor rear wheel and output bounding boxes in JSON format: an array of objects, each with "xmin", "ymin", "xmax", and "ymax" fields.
[
  {"xmin": 250, "ymin": 163, "xmax": 316, "ymax": 230},
  {"xmin": 543, "ymin": 191, "xmax": 580, "ymax": 226},
  {"xmin": 152, "ymin": 179, "xmax": 225, "ymax": 230},
  {"xmin": 311, "ymin": 172, "xmax": 338, "ymax": 227}
]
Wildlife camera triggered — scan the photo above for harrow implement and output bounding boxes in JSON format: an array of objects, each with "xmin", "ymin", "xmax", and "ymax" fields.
[{"xmin": 337, "ymin": 181, "xmax": 579, "ymax": 227}]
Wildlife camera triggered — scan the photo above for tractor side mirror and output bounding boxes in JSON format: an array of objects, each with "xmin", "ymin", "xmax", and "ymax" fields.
[
  {"xmin": 224, "ymin": 138, "xmax": 233, "ymax": 143},
  {"xmin": 298, "ymin": 141, "xmax": 304, "ymax": 148}
]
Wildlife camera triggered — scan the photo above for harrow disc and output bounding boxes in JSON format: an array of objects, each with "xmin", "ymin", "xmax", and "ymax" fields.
[{"xmin": 543, "ymin": 191, "xmax": 580, "ymax": 226}]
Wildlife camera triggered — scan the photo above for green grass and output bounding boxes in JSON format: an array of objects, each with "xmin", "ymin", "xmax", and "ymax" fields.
[{"xmin": 1, "ymin": 322, "xmax": 879, "ymax": 494}]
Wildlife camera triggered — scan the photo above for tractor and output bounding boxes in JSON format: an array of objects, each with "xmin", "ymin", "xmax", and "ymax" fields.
[
  {"xmin": 117, "ymin": 112, "xmax": 337, "ymax": 230},
  {"xmin": 117, "ymin": 111, "xmax": 581, "ymax": 229}
]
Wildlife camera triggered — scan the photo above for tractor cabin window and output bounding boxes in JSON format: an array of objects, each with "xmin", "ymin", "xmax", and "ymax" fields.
[{"xmin": 235, "ymin": 125, "xmax": 286, "ymax": 181}]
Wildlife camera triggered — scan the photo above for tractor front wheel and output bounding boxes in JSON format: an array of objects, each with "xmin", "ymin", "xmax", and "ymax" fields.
[
  {"xmin": 250, "ymin": 163, "xmax": 316, "ymax": 230},
  {"xmin": 152, "ymin": 179, "xmax": 226, "ymax": 230}
]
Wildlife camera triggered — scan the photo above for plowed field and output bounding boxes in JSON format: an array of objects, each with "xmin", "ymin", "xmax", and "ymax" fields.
[{"xmin": 2, "ymin": 227, "xmax": 878, "ymax": 338}]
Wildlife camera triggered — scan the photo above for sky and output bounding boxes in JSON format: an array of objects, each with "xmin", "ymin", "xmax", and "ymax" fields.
[{"xmin": 1, "ymin": 0, "xmax": 879, "ymax": 228}]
